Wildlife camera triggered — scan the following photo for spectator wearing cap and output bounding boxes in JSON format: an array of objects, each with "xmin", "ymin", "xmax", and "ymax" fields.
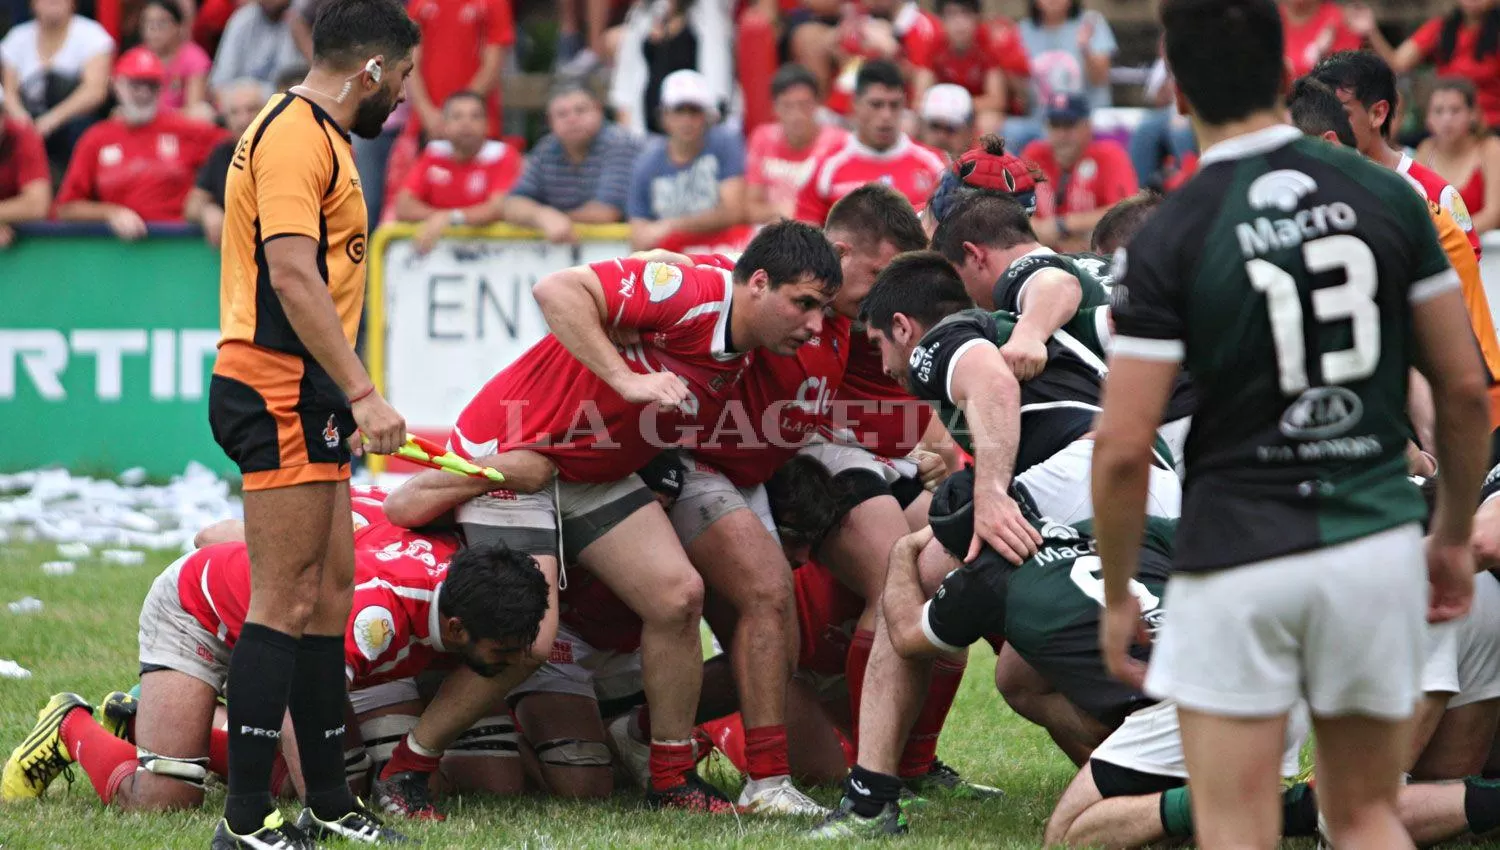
[
  {"xmin": 502, "ymin": 84, "xmax": 643, "ymax": 243},
  {"xmin": 405, "ymin": 0, "xmax": 512, "ymax": 141},
  {"xmin": 910, "ymin": 0, "xmax": 1029, "ymax": 137},
  {"xmin": 608, "ymin": 0, "xmax": 734, "ymax": 137},
  {"xmin": 182, "ymin": 77, "xmax": 269, "ymax": 247},
  {"xmin": 1021, "ymin": 91, "xmax": 1137, "ymax": 251},
  {"xmin": 627, "ymin": 69, "xmax": 747, "ymax": 251},
  {"xmin": 919, "ymin": 83, "xmax": 975, "ymax": 164},
  {"xmin": 795, "ymin": 59, "xmax": 946, "ymax": 224},
  {"xmin": 56, "ymin": 47, "xmax": 226, "ymax": 239},
  {"xmin": 744, "ymin": 64, "xmax": 846, "ymax": 224},
  {"xmin": 393, "ymin": 91, "xmax": 522, "ymax": 255},
  {"xmin": 0, "ymin": 98, "xmax": 52, "ymax": 247},
  {"xmin": 1, "ymin": 0, "xmax": 114, "ymax": 172},
  {"xmin": 207, "ymin": 0, "xmax": 301, "ymax": 92}
]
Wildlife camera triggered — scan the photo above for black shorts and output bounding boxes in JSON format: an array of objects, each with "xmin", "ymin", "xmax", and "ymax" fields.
[
  {"xmin": 208, "ymin": 341, "xmax": 354, "ymax": 491},
  {"xmin": 1089, "ymin": 759, "xmax": 1185, "ymax": 798}
]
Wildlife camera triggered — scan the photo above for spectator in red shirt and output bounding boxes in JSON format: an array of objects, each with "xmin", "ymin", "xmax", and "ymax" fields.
[
  {"xmin": 0, "ymin": 111, "xmax": 51, "ymax": 248},
  {"xmin": 910, "ymin": 0, "xmax": 1024, "ymax": 136},
  {"xmin": 1282, "ymin": 0, "xmax": 1365, "ymax": 78},
  {"xmin": 1021, "ymin": 92, "xmax": 1138, "ymax": 251},
  {"xmin": 1354, "ymin": 0, "xmax": 1500, "ymax": 130},
  {"xmin": 917, "ymin": 83, "xmax": 975, "ymax": 164},
  {"xmin": 1418, "ymin": 77, "xmax": 1500, "ymax": 233},
  {"xmin": 820, "ymin": 0, "xmax": 942, "ymax": 115},
  {"xmin": 392, "ymin": 91, "xmax": 522, "ymax": 255},
  {"xmin": 406, "ymin": 0, "xmax": 513, "ymax": 140},
  {"xmin": 795, "ymin": 60, "xmax": 947, "ymax": 224},
  {"xmin": 745, "ymin": 64, "xmax": 847, "ymax": 224},
  {"xmin": 54, "ymin": 47, "xmax": 226, "ymax": 239}
]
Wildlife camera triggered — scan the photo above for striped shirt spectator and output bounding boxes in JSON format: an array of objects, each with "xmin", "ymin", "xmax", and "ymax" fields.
[{"xmin": 502, "ymin": 85, "xmax": 643, "ymax": 243}]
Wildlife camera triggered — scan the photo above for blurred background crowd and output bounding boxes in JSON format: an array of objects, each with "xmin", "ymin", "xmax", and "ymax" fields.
[{"xmin": 0, "ymin": 0, "xmax": 1496, "ymax": 251}]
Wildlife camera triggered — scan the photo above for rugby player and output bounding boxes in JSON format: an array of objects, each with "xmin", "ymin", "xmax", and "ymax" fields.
[
  {"xmin": 1039, "ymin": 473, "xmax": 1500, "ymax": 849},
  {"xmin": 1309, "ymin": 51, "xmax": 1500, "ymax": 460},
  {"xmin": 403, "ymin": 224, "xmax": 841, "ymax": 812},
  {"xmin": 917, "ymin": 134, "xmax": 1046, "ymax": 237},
  {"xmin": 1089, "ymin": 191, "xmax": 1164, "ymax": 256},
  {"xmin": 206, "ymin": 0, "xmax": 419, "ymax": 844},
  {"xmin": 1092, "ymin": 1, "xmax": 1492, "ymax": 847},
  {"xmin": 0, "ymin": 539, "xmax": 547, "ymax": 824},
  {"xmin": 1285, "ymin": 66, "xmax": 1500, "ymax": 792},
  {"xmin": 805, "ymin": 186, "xmax": 999, "ymax": 795}
]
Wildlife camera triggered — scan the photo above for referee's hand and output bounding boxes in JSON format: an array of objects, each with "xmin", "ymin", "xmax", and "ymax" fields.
[{"xmin": 352, "ymin": 390, "xmax": 407, "ymax": 456}]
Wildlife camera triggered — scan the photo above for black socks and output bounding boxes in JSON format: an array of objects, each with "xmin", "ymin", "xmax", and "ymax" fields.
[{"xmin": 224, "ymin": 623, "xmax": 299, "ymax": 834}]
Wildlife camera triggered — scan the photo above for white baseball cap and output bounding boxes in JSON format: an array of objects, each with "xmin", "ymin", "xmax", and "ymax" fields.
[
  {"xmin": 921, "ymin": 84, "xmax": 974, "ymax": 127},
  {"xmin": 660, "ymin": 69, "xmax": 720, "ymax": 120}
]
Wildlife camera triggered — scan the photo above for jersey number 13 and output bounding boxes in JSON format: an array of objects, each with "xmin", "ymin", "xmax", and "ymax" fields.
[{"xmin": 1247, "ymin": 234, "xmax": 1380, "ymax": 395}]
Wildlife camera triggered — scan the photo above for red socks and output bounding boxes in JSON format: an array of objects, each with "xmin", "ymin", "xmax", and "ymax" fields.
[
  {"xmin": 648, "ymin": 740, "xmax": 696, "ymax": 791},
  {"xmin": 743, "ymin": 724, "xmax": 790, "ymax": 781},
  {"xmin": 379, "ymin": 734, "xmax": 441, "ymax": 781},
  {"xmin": 846, "ymin": 629, "xmax": 875, "ymax": 737},
  {"xmin": 209, "ymin": 726, "xmax": 230, "ymax": 777},
  {"xmin": 898, "ymin": 656, "xmax": 966, "ymax": 779},
  {"xmin": 60, "ymin": 709, "xmax": 137, "ymax": 805}
]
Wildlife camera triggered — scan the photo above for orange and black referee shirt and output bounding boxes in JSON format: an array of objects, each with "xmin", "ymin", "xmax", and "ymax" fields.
[
  {"xmin": 210, "ymin": 93, "xmax": 367, "ymax": 490},
  {"xmin": 218, "ymin": 92, "xmax": 368, "ymax": 354}
]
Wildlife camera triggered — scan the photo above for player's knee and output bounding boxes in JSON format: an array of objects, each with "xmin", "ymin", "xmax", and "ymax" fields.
[
  {"xmin": 649, "ymin": 570, "xmax": 704, "ymax": 629},
  {"xmin": 535, "ymin": 738, "xmax": 615, "ymax": 798},
  {"xmin": 122, "ymin": 750, "xmax": 211, "ymax": 811}
]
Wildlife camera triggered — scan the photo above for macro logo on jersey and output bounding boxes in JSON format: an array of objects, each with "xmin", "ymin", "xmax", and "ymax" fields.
[
  {"xmin": 1248, "ymin": 169, "xmax": 1319, "ymax": 212},
  {"xmin": 1279, "ymin": 385, "xmax": 1364, "ymax": 439},
  {"xmin": 645, "ymin": 262, "xmax": 684, "ymax": 303},
  {"xmin": 352, "ymin": 605, "xmax": 396, "ymax": 660}
]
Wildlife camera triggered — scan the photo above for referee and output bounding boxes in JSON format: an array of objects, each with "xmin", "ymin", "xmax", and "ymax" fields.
[{"xmin": 207, "ymin": 0, "xmax": 418, "ymax": 846}]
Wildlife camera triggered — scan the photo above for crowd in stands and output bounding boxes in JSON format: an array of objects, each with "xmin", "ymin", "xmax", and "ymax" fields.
[{"xmin": 0, "ymin": 0, "xmax": 1498, "ymax": 252}]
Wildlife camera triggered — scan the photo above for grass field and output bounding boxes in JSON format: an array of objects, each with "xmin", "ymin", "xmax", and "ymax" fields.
[{"xmin": 0, "ymin": 543, "xmax": 1429, "ymax": 849}]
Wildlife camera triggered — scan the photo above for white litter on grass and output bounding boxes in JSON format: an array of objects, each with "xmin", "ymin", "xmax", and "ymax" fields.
[
  {"xmin": 7, "ymin": 596, "xmax": 42, "ymax": 614},
  {"xmin": 0, "ymin": 464, "xmax": 240, "ymax": 556},
  {"xmin": 102, "ymin": 549, "xmax": 146, "ymax": 566},
  {"xmin": 40, "ymin": 561, "xmax": 76, "ymax": 576},
  {"xmin": 0, "ymin": 659, "xmax": 32, "ymax": 679}
]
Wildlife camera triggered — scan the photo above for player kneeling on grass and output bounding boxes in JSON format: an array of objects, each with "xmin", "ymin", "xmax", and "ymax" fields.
[
  {"xmin": 0, "ymin": 541, "xmax": 547, "ymax": 824},
  {"xmin": 1040, "ymin": 474, "xmax": 1500, "ymax": 848}
]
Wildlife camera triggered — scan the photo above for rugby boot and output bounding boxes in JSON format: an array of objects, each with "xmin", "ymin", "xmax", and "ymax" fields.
[
  {"xmin": 210, "ymin": 810, "xmax": 313, "ymax": 849},
  {"xmin": 1, "ymin": 692, "xmax": 90, "ymax": 800},
  {"xmin": 805, "ymin": 796, "xmax": 908, "ymax": 839},
  {"xmin": 296, "ymin": 797, "xmax": 412, "ymax": 844}
]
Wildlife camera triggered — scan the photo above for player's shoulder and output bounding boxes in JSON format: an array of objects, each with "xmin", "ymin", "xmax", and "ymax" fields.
[{"xmin": 246, "ymin": 94, "xmax": 329, "ymax": 158}]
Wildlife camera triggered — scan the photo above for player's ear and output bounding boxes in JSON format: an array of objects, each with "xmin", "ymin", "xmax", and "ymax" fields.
[
  {"xmin": 1372, "ymin": 99, "xmax": 1390, "ymax": 130},
  {"xmin": 962, "ymin": 241, "xmax": 983, "ymax": 267},
  {"xmin": 832, "ymin": 240, "xmax": 852, "ymax": 261},
  {"xmin": 365, "ymin": 55, "xmax": 386, "ymax": 88},
  {"xmin": 750, "ymin": 267, "xmax": 772, "ymax": 295}
]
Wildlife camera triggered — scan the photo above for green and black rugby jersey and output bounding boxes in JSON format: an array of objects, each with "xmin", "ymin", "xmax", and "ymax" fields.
[
  {"xmin": 1111, "ymin": 124, "xmax": 1455, "ymax": 572},
  {"xmin": 992, "ymin": 249, "xmax": 1115, "ymax": 315},
  {"xmin": 906, "ymin": 308, "xmax": 1107, "ymax": 471},
  {"xmin": 922, "ymin": 514, "xmax": 1177, "ymax": 728}
]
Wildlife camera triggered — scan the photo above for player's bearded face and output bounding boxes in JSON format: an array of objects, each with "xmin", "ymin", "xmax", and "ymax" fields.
[{"xmin": 353, "ymin": 83, "xmax": 400, "ymax": 139}]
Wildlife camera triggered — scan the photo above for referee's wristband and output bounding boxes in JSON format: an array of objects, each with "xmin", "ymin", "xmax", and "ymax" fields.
[{"xmin": 348, "ymin": 386, "xmax": 376, "ymax": 405}]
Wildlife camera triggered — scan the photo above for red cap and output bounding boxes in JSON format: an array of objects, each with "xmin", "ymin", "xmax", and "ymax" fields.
[
  {"xmin": 114, "ymin": 47, "xmax": 165, "ymax": 83},
  {"xmin": 954, "ymin": 146, "xmax": 1041, "ymax": 195}
]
